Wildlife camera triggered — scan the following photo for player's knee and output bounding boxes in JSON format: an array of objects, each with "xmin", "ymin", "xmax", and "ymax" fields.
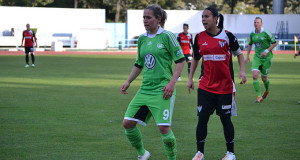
[
  {"xmin": 261, "ymin": 76, "xmax": 268, "ymax": 82},
  {"xmin": 122, "ymin": 119, "xmax": 136, "ymax": 129},
  {"xmin": 158, "ymin": 125, "xmax": 171, "ymax": 134}
]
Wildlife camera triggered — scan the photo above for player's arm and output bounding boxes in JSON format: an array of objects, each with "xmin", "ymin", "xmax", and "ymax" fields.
[
  {"xmin": 33, "ymin": 31, "xmax": 37, "ymax": 47},
  {"xmin": 120, "ymin": 65, "xmax": 142, "ymax": 94},
  {"xmin": 162, "ymin": 59, "xmax": 185, "ymax": 99},
  {"xmin": 190, "ymin": 34, "xmax": 194, "ymax": 54},
  {"xmin": 187, "ymin": 33, "xmax": 200, "ymax": 93},
  {"xmin": 228, "ymin": 32, "xmax": 247, "ymax": 84},
  {"xmin": 261, "ymin": 31, "xmax": 277, "ymax": 57},
  {"xmin": 21, "ymin": 31, "xmax": 24, "ymax": 46},
  {"xmin": 245, "ymin": 43, "xmax": 252, "ymax": 64}
]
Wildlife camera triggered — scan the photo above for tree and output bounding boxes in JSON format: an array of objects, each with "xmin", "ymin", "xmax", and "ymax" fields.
[{"xmin": 223, "ymin": 0, "xmax": 239, "ymax": 14}]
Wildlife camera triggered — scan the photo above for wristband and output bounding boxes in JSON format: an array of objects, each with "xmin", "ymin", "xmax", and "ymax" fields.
[{"xmin": 265, "ymin": 49, "xmax": 269, "ymax": 53}]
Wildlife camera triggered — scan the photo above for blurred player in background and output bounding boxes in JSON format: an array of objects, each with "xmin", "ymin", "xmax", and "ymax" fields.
[
  {"xmin": 120, "ymin": 4, "xmax": 185, "ymax": 160},
  {"xmin": 177, "ymin": 23, "xmax": 193, "ymax": 81},
  {"xmin": 245, "ymin": 17, "xmax": 277, "ymax": 103},
  {"xmin": 21, "ymin": 23, "xmax": 37, "ymax": 67},
  {"xmin": 187, "ymin": 6, "xmax": 246, "ymax": 160},
  {"xmin": 294, "ymin": 50, "xmax": 300, "ymax": 59}
]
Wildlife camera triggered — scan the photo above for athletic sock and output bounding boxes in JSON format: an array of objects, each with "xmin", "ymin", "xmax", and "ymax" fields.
[
  {"xmin": 253, "ymin": 80, "xmax": 262, "ymax": 97},
  {"xmin": 161, "ymin": 130, "xmax": 177, "ymax": 160},
  {"xmin": 220, "ymin": 116, "xmax": 235, "ymax": 153},
  {"xmin": 31, "ymin": 54, "xmax": 35, "ymax": 64},
  {"xmin": 196, "ymin": 115, "xmax": 210, "ymax": 154},
  {"xmin": 263, "ymin": 79, "xmax": 270, "ymax": 92},
  {"xmin": 188, "ymin": 62, "xmax": 191, "ymax": 75},
  {"xmin": 25, "ymin": 54, "xmax": 29, "ymax": 64},
  {"xmin": 125, "ymin": 126, "xmax": 145, "ymax": 156}
]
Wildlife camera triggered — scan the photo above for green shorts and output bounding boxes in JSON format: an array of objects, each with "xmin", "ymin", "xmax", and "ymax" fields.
[
  {"xmin": 251, "ymin": 56, "xmax": 273, "ymax": 76},
  {"xmin": 124, "ymin": 92, "xmax": 176, "ymax": 126}
]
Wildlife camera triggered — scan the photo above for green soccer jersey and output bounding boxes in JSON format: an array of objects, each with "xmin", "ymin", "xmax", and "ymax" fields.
[
  {"xmin": 135, "ymin": 27, "xmax": 184, "ymax": 95},
  {"xmin": 249, "ymin": 28, "xmax": 276, "ymax": 59}
]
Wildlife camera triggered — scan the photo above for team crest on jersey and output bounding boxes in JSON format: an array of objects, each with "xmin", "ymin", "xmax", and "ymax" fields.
[
  {"xmin": 144, "ymin": 53, "xmax": 156, "ymax": 69},
  {"xmin": 261, "ymin": 37, "xmax": 264, "ymax": 40},
  {"xmin": 219, "ymin": 40, "xmax": 226, "ymax": 48},
  {"xmin": 175, "ymin": 49, "xmax": 183, "ymax": 57},
  {"xmin": 148, "ymin": 41, "xmax": 152, "ymax": 45},
  {"xmin": 157, "ymin": 43, "xmax": 163, "ymax": 49}
]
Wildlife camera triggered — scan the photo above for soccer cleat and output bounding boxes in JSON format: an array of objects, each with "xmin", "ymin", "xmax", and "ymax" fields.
[
  {"xmin": 177, "ymin": 77, "xmax": 182, "ymax": 81},
  {"xmin": 25, "ymin": 64, "xmax": 29, "ymax": 68},
  {"xmin": 137, "ymin": 150, "xmax": 150, "ymax": 160},
  {"xmin": 222, "ymin": 151, "xmax": 236, "ymax": 160},
  {"xmin": 192, "ymin": 151, "xmax": 204, "ymax": 160},
  {"xmin": 32, "ymin": 64, "xmax": 35, "ymax": 67},
  {"xmin": 262, "ymin": 91, "xmax": 269, "ymax": 99},
  {"xmin": 255, "ymin": 96, "xmax": 263, "ymax": 103}
]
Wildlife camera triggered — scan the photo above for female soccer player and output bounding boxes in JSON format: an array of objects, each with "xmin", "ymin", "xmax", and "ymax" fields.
[
  {"xmin": 177, "ymin": 23, "xmax": 193, "ymax": 81},
  {"xmin": 245, "ymin": 17, "xmax": 277, "ymax": 103},
  {"xmin": 21, "ymin": 24, "xmax": 37, "ymax": 67},
  {"xmin": 120, "ymin": 4, "xmax": 185, "ymax": 160},
  {"xmin": 187, "ymin": 7, "xmax": 247, "ymax": 160}
]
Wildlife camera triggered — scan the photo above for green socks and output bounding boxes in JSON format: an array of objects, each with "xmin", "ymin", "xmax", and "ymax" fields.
[
  {"xmin": 125, "ymin": 126, "xmax": 145, "ymax": 156},
  {"xmin": 161, "ymin": 130, "xmax": 177, "ymax": 160},
  {"xmin": 263, "ymin": 79, "xmax": 270, "ymax": 92},
  {"xmin": 253, "ymin": 80, "xmax": 262, "ymax": 97}
]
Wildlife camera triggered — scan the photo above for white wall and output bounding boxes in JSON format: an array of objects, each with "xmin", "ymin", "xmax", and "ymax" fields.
[
  {"xmin": 0, "ymin": 6, "xmax": 106, "ymax": 49},
  {"xmin": 127, "ymin": 10, "xmax": 300, "ymax": 39}
]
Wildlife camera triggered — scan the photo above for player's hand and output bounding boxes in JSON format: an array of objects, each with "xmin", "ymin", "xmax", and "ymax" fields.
[
  {"xmin": 187, "ymin": 78, "xmax": 194, "ymax": 94},
  {"xmin": 244, "ymin": 57, "xmax": 250, "ymax": 64},
  {"xmin": 239, "ymin": 71, "xmax": 247, "ymax": 84},
  {"xmin": 162, "ymin": 82, "xmax": 175, "ymax": 100},
  {"xmin": 120, "ymin": 81, "xmax": 130, "ymax": 94},
  {"xmin": 260, "ymin": 51, "xmax": 267, "ymax": 58}
]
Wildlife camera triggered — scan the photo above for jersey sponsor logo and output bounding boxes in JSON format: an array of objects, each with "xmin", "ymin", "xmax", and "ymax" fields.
[
  {"xmin": 144, "ymin": 53, "xmax": 156, "ymax": 69},
  {"xmin": 157, "ymin": 43, "xmax": 164, "ymax": 49},
  {"xmin": 202, "ymin": 42, "xmax": 208, "ymax": 46},
  {"xmin": 255, "ymin": 42, "xmax": 262, "ymax": 48},
  {"xmin": 222, "ymin": 105, "xmax": 231, "ymax": 110},
  {"xmin": 175, "ymin": 49, "xmax": 183, "ymax": 57},
  {"xmin": 219, "ymin": 40, "xmax": 226, "ymax": 48},
  {"xmin": 147, "ymin": 41, "xmax": 152, "ymax": 45},
  {"xmin": 180, "ymin": 40, "xmax": 190, "ymax": 43},
  {"xmin": 203, "ymin": 55, "xmax": 226, "ymax": 61}
]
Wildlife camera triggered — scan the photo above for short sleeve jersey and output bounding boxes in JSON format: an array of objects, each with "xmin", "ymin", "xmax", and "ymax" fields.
[
  {"xmin": 249, "ymin": 28, "xmax": 276, "ymax": 59},
  {"xmin": 23, "ymin": 30, "xmax": 36, "ymax": 47},
  {"xmin": 193, "ymin": 29, "xmax": 242, "ymax": 94},
  {"xmin": 135, "ymin": 27, "xmax": 185, "ymax": 95},
  {"xmin": 177, "ymin": 32, "xmax": 193, "ymax": 55}
]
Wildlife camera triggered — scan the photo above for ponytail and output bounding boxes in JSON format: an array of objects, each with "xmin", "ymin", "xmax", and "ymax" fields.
[{"xmin": 217, "ymin": 13, "xmax": 224, "ymax": 29}]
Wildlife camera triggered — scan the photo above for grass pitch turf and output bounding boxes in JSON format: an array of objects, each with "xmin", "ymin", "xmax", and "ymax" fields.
[{"xmin": 0, "ymin": 54, "xmax": 299, "ymax": 160}]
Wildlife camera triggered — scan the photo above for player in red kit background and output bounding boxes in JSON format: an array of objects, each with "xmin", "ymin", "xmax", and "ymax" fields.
[
  {"xmin": 21, "ymin": 24, "xmax": 37, "ymax": 67},
  {"xmin": 187, "ymin": 7, "xmax": 246, "ymax": 160},
  {"xmin": 177, "ymin": 23, "xmax": 193, "ymax": 81}
]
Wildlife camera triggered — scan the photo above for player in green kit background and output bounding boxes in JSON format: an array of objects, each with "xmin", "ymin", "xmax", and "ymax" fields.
[
  {"xmin": 245, "ymin": 17, "xmax": 277, "ymax": 103},
  {"xmin": 120, "ymin": 4, "xmax": 185, "ymax": 160}
]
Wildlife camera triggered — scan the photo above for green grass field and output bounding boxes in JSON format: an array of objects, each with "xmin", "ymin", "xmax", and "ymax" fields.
[{"xmin": 0, "ymin": 53, "xmax": 300, "ymax": 160}]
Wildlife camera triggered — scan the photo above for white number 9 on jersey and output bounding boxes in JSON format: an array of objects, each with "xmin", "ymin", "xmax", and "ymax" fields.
[{"xmin": 163, "ymin": 109, "xmax": 169, "ymax": 120}]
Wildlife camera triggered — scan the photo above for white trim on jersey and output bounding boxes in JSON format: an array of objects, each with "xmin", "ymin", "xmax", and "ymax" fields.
[
  {"xmin": 124, "ymin": 117, "xmax": 147, "ymax": 126},
  {"xmin": 142, "ymin": 26, "xmax": 164, "ymax": 38},
  {"xmin": 163, "ymin": 31, "xmax": 180, "ymax": 47},
  {"xmin": 251, "ymin": 27, "xmax": 265, "ymax": 34},
  {"xmin": 157, "ymin": 123, "xmax": 171, "ymax": 126},
  {"xmin": 232, "ymin": 48, "xmax": 242, "ymax": 57}
]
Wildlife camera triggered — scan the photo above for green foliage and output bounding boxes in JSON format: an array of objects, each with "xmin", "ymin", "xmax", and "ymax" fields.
[
  {"xmin": 0, "ymin": 54, "xmax": 300, "ymax": 159},
  {"xmin": 0, "ymin": 0, "xmax": 299, "ymax": 21}
]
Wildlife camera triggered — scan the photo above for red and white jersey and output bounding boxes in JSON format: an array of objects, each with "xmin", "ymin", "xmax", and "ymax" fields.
[
  {"xmin": 23, "ymin": 30, "xmax": 37, "ymax": 47},
  {"xmin": 193, "ymin": 29, "xmax": 242, "ymax": 94},
  {"xmin": 177, "ymin": 32, "xmax": 193, "ymax": 55}
]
